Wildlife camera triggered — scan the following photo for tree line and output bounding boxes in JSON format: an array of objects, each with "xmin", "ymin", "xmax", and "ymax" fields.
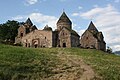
[{"xmin": 0, "ymin": 20, "xmax": 20, "ymax": 44}]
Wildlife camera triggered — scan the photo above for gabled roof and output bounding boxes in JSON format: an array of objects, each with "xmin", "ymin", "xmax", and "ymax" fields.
[
  {"xmin": 25, "ymin": 18, "xmax": 33, "ymax": 26},
  {"xmin": 87, "ymin": 21, "xmax": 98, "ymax": 32},
  {"xmin": 43, "ymin": 25, "xmax": 52, "ymax": 31},
  {"xmin": 57, "ymin": 12, "xmax": 72, "ymax": 24},
  {"xmin": 24, "ymin": 18, "xmax": 38, "ymax": 30},
  {"xmin": 82, "ymin": 21, "xmax": 105, "ymax": 42},
  {"xmin": 32, "ymin": 25, "xmax": 38, "ymax": 30},
  {"xmin": 61, "ymin": 27, "xmax": 80, "ymax": 37},
  {"xmin": 83, "ymin": 30, "xmax": 104, "ymax": 42}
]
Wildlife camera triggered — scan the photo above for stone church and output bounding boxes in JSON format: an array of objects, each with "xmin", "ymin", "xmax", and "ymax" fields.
[
  {"xmin": 15, "ymin": 12, "xmax": 106, "ymax": 51},
  {"xmin": 80, "ymin": 21, "xmax": 106, "ymax": 51},
  {"xmin": 15, "ymin": 12, "xmax": 80, "ymax": 48}
]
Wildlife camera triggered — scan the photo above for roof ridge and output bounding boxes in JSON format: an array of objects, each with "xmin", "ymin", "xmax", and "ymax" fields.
[
  {"xmin": 87, "ymin": 21, "xmax": 98, "ymax": 32},
  {"xmin": 57, "ymin": 12, "xmax": 72, "ymax": 24},
  {"xmin": 25, "ymin": 18, "xmax": 33, "ymax": 26}
]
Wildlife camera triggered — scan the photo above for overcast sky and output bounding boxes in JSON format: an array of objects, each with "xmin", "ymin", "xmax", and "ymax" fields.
[{"xmin": 0, "ymin": 0, "xmax": 120, "ymax": 51}]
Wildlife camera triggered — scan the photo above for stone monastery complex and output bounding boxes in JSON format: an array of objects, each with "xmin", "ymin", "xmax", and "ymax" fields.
[{"xmin": 15, "ymin": 12, "xmax": 106, "ymax": 51}]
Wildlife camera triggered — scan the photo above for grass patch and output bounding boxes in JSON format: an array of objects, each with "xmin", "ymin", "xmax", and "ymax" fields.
[
  {"xmin": 0, "ymin": 44, "xmax": 59, "ymax": 80},
  {"xmin": 63, "ymin": 48, "xmax": 120, "ymax": 80},
  {"xmin": 0, "ymin": 44, "xmax": 120, "ymax": 80}
]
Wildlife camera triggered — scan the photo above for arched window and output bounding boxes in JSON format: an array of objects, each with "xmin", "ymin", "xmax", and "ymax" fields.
[
  {"xmin": 20, "ymin": 33, "xmax": 23, "ymax": 37},
  {"xmin": 25, "ymin": 43, "xmax": 27, "ymax": 47},
  {"xmin": 63, "ymin": 33, "xmax": 64, "ymax": 36},
  {"xmin": 86, "ymin": 37, "xmax": 88, "ymax": 40}
]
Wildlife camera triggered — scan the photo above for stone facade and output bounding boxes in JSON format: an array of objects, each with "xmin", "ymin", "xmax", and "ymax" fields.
[
  {"xmin": 58, "ymin": 27, "xmax": 79, "ymax": 47},
  {"xmin": 15, "ymin": 18, "xmax": 37, "ymax": 44},
  {"xmin": 55, "ymin": 12, "xmax": 80, "ymax": 47},
  {"xmin": 21, "ymin": 30, "xmax": 53, "ymax": 48},
  {"xmin": 80, "ymin": 21, "xmax": 106, "ymax": 51},
  {"xmin": 15, "ymin": 12, "xmax": 106, "ymax": 51},
  {"xmin": 15, "ymin": 12, "xmax": 80, "ymax": 48}
]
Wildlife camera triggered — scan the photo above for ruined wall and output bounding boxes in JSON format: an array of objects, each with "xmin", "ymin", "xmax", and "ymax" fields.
[
  {"xmin": 17, "ymin": 25, "xmax": 26, "ymax": 37},
  {"xmin": 21, "ymin": 30, "xmax": 53, "ymax": 48},
  {"xmin": 15, "ymin": 25, "xmax": 26, "ymax": 44}
]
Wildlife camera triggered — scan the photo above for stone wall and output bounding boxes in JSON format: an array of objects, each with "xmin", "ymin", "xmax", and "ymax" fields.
[
  {"xmin": 99, "ymin": 41, "xmax": 106, "ymax": 51},
  {"xmin": 80, "ymin": 30, "xmax": 98, "ymax": 49},
  {"xmin": 71, "ymin": 34, "xmax": 80, "ymax": 47},
  {"xmin": 80, "ymin": 30, "xmax": 106, "ymax": 51},
  {"xmin": 15, "ymin": 25, "xmax": 26, "ymax": 44},
  {"xmin": 57, "ymin": 23, "xmax": 72, "ymax": 31},
  {"xmin": 18, "ymin": 25, "xmax": 26, "ymax": 38},
  {"xmin": 21, "ymin": 30, "xmax": 53, "ymax": 48},
  {"xmin": 52, "ymin": 31, "xmax": 58, "ymax": 47},
  {"xmin": 59, "ymin": 28, "xmax": 71, "ymax": 47}
]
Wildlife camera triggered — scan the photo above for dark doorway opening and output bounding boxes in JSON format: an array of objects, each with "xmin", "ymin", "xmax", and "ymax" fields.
[
  {"xmin": 34, "ymin": 44, "xmax": 37, "ymax": 48},
  {"xmin": 28, "ymin": 43, "xmax": 30, "ymax": 47},
  {"xmin": 63, "ymin": 43, "xmax": 66, "ymax": 47},
  {"xmin": 20, "ymin": 33, "xmax": 23, "ymax": 37},
  {"xmin": 25, "ymin": 43, "xmax": 27, "ymax": 47}
]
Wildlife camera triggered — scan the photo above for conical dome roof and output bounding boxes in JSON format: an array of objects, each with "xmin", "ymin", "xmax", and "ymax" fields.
[
  {"xmin": 57, "ymin": 12, "xmax": 72, "ymax": 24},
  {"xmin": 25, "ymin": 18, "xmax": 33, "ymax": 26},
  {"xmin": 43, "ymin": 25, "xmax": 52, "ymax": 31},
  {"xmin": 88, "ymin": 21, "xmax": 98, "ymax": 32}
]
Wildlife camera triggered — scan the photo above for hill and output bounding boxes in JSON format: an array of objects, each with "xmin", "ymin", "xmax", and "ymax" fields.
[
  {"xmin": 0, "ymin": 44, "xmax": 120, "ymax": 80},
  {"xmin": 114, "ymin": 51, "xmax": 120, "ymax": 55}
]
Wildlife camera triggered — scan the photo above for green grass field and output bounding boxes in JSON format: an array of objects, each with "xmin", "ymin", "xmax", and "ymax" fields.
[{"xmin": 0, "ymin": 44, "xmax": 120, "ymax": 80}]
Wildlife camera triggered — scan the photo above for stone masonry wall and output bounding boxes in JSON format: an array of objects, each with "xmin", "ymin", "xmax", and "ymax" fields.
[
  {"xmin": 80, "ymin": 30, "xmax": 98, "ymax": 49},
  {"xmin": 59, "ymin": 28, "xmax": 71, "ymax": 47},
  {"xmin": 21, "ymin": 30, "xmax": 53, "ymax": 48}
]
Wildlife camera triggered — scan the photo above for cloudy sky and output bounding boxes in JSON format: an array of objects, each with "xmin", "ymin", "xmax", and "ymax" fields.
[{"xmin": 0, "ymin": 0, "xmax": 120, "ymax": 51}]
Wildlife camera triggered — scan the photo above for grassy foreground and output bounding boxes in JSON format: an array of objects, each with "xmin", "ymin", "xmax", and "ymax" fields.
[{"xmin": 0, "ymin": 44, "xmax": 120, "ymax": 80}]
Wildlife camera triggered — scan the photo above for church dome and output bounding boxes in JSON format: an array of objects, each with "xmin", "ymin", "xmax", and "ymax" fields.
[
  {"xmin": 57, "ymin": 12, "xmax": 72, "ymax": 25},
  {"xmin": 25, "ymin": 18, "xmax": 33, "ymax": 26},
  {"xmin": 87, "ymin": 21, "xmax": 98, "ymax": 33}
]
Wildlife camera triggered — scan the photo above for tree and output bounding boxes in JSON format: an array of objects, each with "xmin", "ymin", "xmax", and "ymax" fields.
[
  {"xmin": 106, "ymin": 46, "xmax": 113, "ymax": 53},
  {"xmin": 0, "ymin": 20, "xmax": 20, "ymax": 43}
]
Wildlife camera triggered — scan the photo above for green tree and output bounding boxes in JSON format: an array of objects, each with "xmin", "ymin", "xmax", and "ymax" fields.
[
  {"xmin": 106, "ymin": 46, "xmax": 113, "ymax": 53},
  {"xmin": 0, "ymin": 20, "xmax": 20, "ymax": 43}
]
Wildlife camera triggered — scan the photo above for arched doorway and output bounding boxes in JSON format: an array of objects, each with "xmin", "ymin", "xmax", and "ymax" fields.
[
  {"xmin": 63, "ymin": 43, "xmax": 66, "ymax": 47},
  {"xmin": 32, "ymin": 39, "xmax": 39, "ymax": 48},
  {"xmin": 34, "ymin": 44, "xmax": 38, "ymax": 48}
]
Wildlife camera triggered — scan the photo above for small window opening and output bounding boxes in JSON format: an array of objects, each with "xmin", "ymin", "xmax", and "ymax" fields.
[
  {"xmin": 20, "ymin": 33, "xmax": 23, "ymax": 37},
  {"xmin": 63, "ymin": 43, "xmax": 66, "ymax": 47}
]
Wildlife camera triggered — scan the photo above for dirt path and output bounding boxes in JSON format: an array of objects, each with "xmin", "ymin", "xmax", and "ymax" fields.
[{"xmin": 48, "ymin": 51, "xmax": 99, "ymax": 80}]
